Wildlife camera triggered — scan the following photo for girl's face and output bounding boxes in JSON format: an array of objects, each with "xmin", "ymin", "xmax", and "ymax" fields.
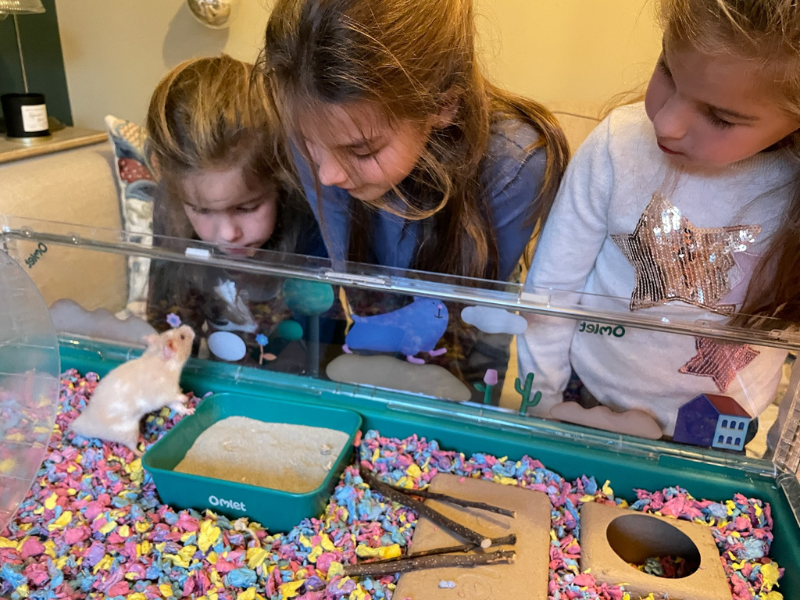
[
  {"xmin": 180, "ymin": 166, "xmax": 278, "ymax": 256},
  {"xmin": 301, "ymin": 102, "xmax": 435, "ymax": 202},
  {"xmin": 645, "ymin": 43, "xmax": 800, "ymax": 168}
]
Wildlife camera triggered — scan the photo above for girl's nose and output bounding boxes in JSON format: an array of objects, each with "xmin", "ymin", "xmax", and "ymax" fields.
[
  {"xmin": 652, "ymin": 96, "xmax": 689, "ymax": 141},
  {"xmin": 218, "ymin": 216, "xmax": 242, "ymax": 243},
  {"xmin": 317, "ymin": 152, "xmax": 350, "ymax": 188}
]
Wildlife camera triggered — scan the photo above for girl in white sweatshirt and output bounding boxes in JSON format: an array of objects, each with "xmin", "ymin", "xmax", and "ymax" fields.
[{"xmin": 520, "ymin": 0, "xmax": 800, "ymax": 438}]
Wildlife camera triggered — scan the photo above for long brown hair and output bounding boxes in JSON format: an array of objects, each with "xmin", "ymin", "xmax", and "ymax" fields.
[
  {"xmin": 259, "ymin": 0, "xmax": 569, "ymax": 279},
  {"xmin": 146, "ymin": 54, "xmax": 304, "ymax": 252},
  {"xmin": 659, "ymin": 0, "xmax": 800, "ymax": 329}
]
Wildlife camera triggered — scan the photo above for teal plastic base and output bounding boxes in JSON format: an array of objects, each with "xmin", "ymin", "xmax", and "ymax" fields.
[
  {"xmin": 142, "ymin": 392, "xmax": 361, "ymax": 533},
  {"xmin": 61, "ymin": 340, "xmax": 800, "ymax": 590}
]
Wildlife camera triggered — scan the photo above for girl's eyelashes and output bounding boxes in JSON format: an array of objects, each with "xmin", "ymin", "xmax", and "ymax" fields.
[
  {"xmin": 657, "ymin": 57, "xmax": 672, "ymax": 79},
  {"xmin": 349, "ymin": 144, "xmax": 382, "ymax": 161},
  {"xmin": 352, "ymin": 150, "xmax": 379, "ymax": 162},
  {"xmin": 186, "ymin": 204, "xmax": 211, "ymax": 215},
  {"xmin": 706, "ymin": 111, "xmax": 735, "ymax": 130},
  {"xmin": 235, "ymin": 202, "xmax": 263, "ymax": 213},
  {"xmin": 185, "ymin": 202, "xmax": 263, "ymax": 215}
]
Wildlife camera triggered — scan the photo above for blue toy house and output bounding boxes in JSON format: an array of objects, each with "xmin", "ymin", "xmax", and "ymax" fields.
[{"xmin": 672, "ymin": 394, "xmax": 752, "ymax": 451}]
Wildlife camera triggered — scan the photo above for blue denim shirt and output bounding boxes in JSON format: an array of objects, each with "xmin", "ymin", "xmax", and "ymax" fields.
[{"xmin": 295, "ymin": 119, "xmax": 547, "ymax": 281}]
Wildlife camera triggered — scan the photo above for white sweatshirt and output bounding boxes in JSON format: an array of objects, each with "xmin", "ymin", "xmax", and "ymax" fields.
[{"xmin": 518, "ymin": 103, "xmax": 795, "ymax": 436}]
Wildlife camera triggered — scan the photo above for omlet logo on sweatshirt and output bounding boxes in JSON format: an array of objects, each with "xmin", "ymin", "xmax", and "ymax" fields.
[{"xmin": 208, "ymin": 495, "xmax": 246, "ymax": 511}]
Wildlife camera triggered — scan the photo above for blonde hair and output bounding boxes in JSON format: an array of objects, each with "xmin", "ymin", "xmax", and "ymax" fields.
[
  {"xmin": 146, "ymin": 54, "xmax": 302, "ymax": 249},
  {"xmin": 260, "ymin": 0, "xmax": 569, "ymax": 279},
  {"xmin": 659, "ymin": 0, "xmax": 800, "ymax": 329}
]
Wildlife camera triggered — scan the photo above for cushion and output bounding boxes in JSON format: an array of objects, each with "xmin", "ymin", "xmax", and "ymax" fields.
[
  {"xmin": 0, "ymin": 143, "xmax": 129, "ymax": 313},
  {"xmin": 104, "ymin": 115, "xmax": 157, "ymax": 318}
]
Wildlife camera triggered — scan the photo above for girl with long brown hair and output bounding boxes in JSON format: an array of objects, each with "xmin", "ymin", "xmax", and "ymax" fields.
[
  {"xmin": 145, "ymin": 55, "xmax": 329, "ymax": 371},
  {"xmin": 520, "ymin": 0, "xmax": 800, "ymax": 440},
  {"xmin": 147, "ymin": 54, "xmax": 317, "ymax": 256},
  {"xmin": 260, "ymin": 0, "xmax": 569, "ymax": 281}
]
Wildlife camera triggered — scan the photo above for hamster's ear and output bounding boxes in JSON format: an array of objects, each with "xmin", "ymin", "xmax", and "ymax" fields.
[
  {"xmin": 144, "ymin": 334, "xmax": 160, "ymax": 348},
  {"xmin": 162, "ymin": 339, "xmax": 176, "ymax": 361}
]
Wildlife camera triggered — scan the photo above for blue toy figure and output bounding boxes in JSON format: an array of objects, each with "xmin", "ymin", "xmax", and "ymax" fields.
[{"xmin": 343, "ymin": 297, "xmax": 448, "ymax": 364}]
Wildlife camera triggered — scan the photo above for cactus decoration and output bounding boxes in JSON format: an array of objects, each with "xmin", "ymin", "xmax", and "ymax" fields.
[
  {"xmin": 515, "ymin": 372, "xmax": 542, "ymax": 415},
  {"xmin": 473, "ymin": 369, "xmax": 499, "ymax": 405}
]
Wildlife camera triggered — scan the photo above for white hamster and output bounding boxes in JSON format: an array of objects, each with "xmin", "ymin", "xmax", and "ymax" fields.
[{"xmin": 70, "ymin": 326, "xmax": 196, "ymax": 455}]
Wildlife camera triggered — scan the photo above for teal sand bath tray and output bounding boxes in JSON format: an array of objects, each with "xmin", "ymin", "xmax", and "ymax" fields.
[{"xmin": 142, "ymin": 392, "xmax": 362, "ymax": 532}]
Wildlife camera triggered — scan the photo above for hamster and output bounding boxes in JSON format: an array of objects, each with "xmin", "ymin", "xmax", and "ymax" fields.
[{"xmin": 70, "ymin": 325, "xmax": 196, "ymax": 456}]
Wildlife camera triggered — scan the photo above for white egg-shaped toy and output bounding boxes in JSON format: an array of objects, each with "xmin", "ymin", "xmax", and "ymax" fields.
[{"xmin": 208, "ymin": 331, "xmax": 247, "ymax": 361}]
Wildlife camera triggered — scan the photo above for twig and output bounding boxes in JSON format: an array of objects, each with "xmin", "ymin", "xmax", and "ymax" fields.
[
  {"xmin": 389, "ymin": 484, "xmax": 516, "ymax": 518},
  {"xmin": 361, "ymin": 534, "xmax": 517, "ymax": 566},
  {"xmin": 359, "ymin": 466, "xmax": 492, "ymax": 548},
  {"xmin": 342, "ymin": 550, "xmax": 516, "ymax": 578}
]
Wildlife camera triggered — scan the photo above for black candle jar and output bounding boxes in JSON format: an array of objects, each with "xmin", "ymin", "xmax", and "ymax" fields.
[{"xmin": 1, "ymin": 93, "xmax": 50, "ymax": 139}]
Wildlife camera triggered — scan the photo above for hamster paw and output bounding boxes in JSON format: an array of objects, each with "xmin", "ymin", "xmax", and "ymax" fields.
[{"xmin": 168, "ymin": 401, "xmax": 195, "ymax": 416}]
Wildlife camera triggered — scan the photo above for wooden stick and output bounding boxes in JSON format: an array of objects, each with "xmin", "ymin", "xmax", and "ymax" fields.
[
  {"xmin": 390, "ymin": 484, "xmax": 516, "ymax": 518},
  {"xmin": 359, "ymin": 466, "xmax": 493, "ymax": 548},
  {"xmin": 361, "ymin": 534, "xmax": 517, "ymax": 566},
  {"xmin": 342, "ymin": 550, "xmax": 516, "ymax": 578}
]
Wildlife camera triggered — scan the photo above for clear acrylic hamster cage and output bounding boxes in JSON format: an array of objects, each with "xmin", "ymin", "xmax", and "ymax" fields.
[{"xmin": 1, "ymin": 214, "xmax": 799, "ymax": 599}]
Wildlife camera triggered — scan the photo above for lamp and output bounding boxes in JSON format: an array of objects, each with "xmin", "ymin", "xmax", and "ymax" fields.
[{"xmin": 0, "ymin": 0, "xmax": 51, "ymax": 141}]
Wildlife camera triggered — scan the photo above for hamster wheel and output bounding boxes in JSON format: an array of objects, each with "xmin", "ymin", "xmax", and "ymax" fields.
[{"xmin": 0, "ymin": 250, "xmax": 60, "ymax": 533}]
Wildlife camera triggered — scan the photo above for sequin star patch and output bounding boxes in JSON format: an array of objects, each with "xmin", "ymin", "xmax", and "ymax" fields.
[
  {"xmin": 612, "ymin": 193, "xmax": 761, "ymax": 312},
  {"xmin": 679, "ymin": 336, "xmax": 761, "ymax": 392}
]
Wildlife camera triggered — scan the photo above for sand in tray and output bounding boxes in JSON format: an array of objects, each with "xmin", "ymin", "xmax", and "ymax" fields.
[{"xmin": 174, "ymin": 416, "xmax": 350, "ymax": 493}]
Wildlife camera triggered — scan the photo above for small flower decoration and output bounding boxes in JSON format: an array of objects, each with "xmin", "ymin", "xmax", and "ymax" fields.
[
  {"xmin": 476, "ymin": 369, "xmax": 499, "ymax": 405},
  {"xmin": 256, "ymin": 333, "xmax": 274, "ymax": 365},
  {"xmin": 166, "ymin": 313, "xmax": 182, "ymax": 328}
]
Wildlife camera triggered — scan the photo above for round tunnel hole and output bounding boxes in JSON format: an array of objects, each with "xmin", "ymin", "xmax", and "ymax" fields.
[{"xmin": 606, "ymin": 513, "xmax": 701, "ymax": 579}]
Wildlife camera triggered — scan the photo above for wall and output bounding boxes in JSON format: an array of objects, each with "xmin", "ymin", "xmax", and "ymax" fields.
[
  {"xmin": 56, "ymin": 0, "xmax": 662, "ymax": 130},
  {"xmin": 0, "ymin": 0, "xmax": 73, "ymax": 126},
  {"xmin": 477, "ymin": 0, "xmax": 661, "ymax": 115},
  {"xmin": 55, "ymin": 0, "xmax": 272, "ymax": 130}
]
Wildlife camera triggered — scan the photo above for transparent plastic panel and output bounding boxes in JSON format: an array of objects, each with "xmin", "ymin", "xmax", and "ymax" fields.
[
  {"xmin": 0, "ymin": 248, "xmax": 60, "ymax": 532},
  {"xmin": 775, "ymin": 365, "xmax": 800, "ymax": 473},
  {"xmin": 2, "ymin": 215, "xmax": 799, "ymax": 486}
]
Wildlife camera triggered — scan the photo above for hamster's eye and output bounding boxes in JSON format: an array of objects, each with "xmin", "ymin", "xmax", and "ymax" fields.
[{"xmin": 180, "ymin": 334, "xmax": 186, "ymax": 340}]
